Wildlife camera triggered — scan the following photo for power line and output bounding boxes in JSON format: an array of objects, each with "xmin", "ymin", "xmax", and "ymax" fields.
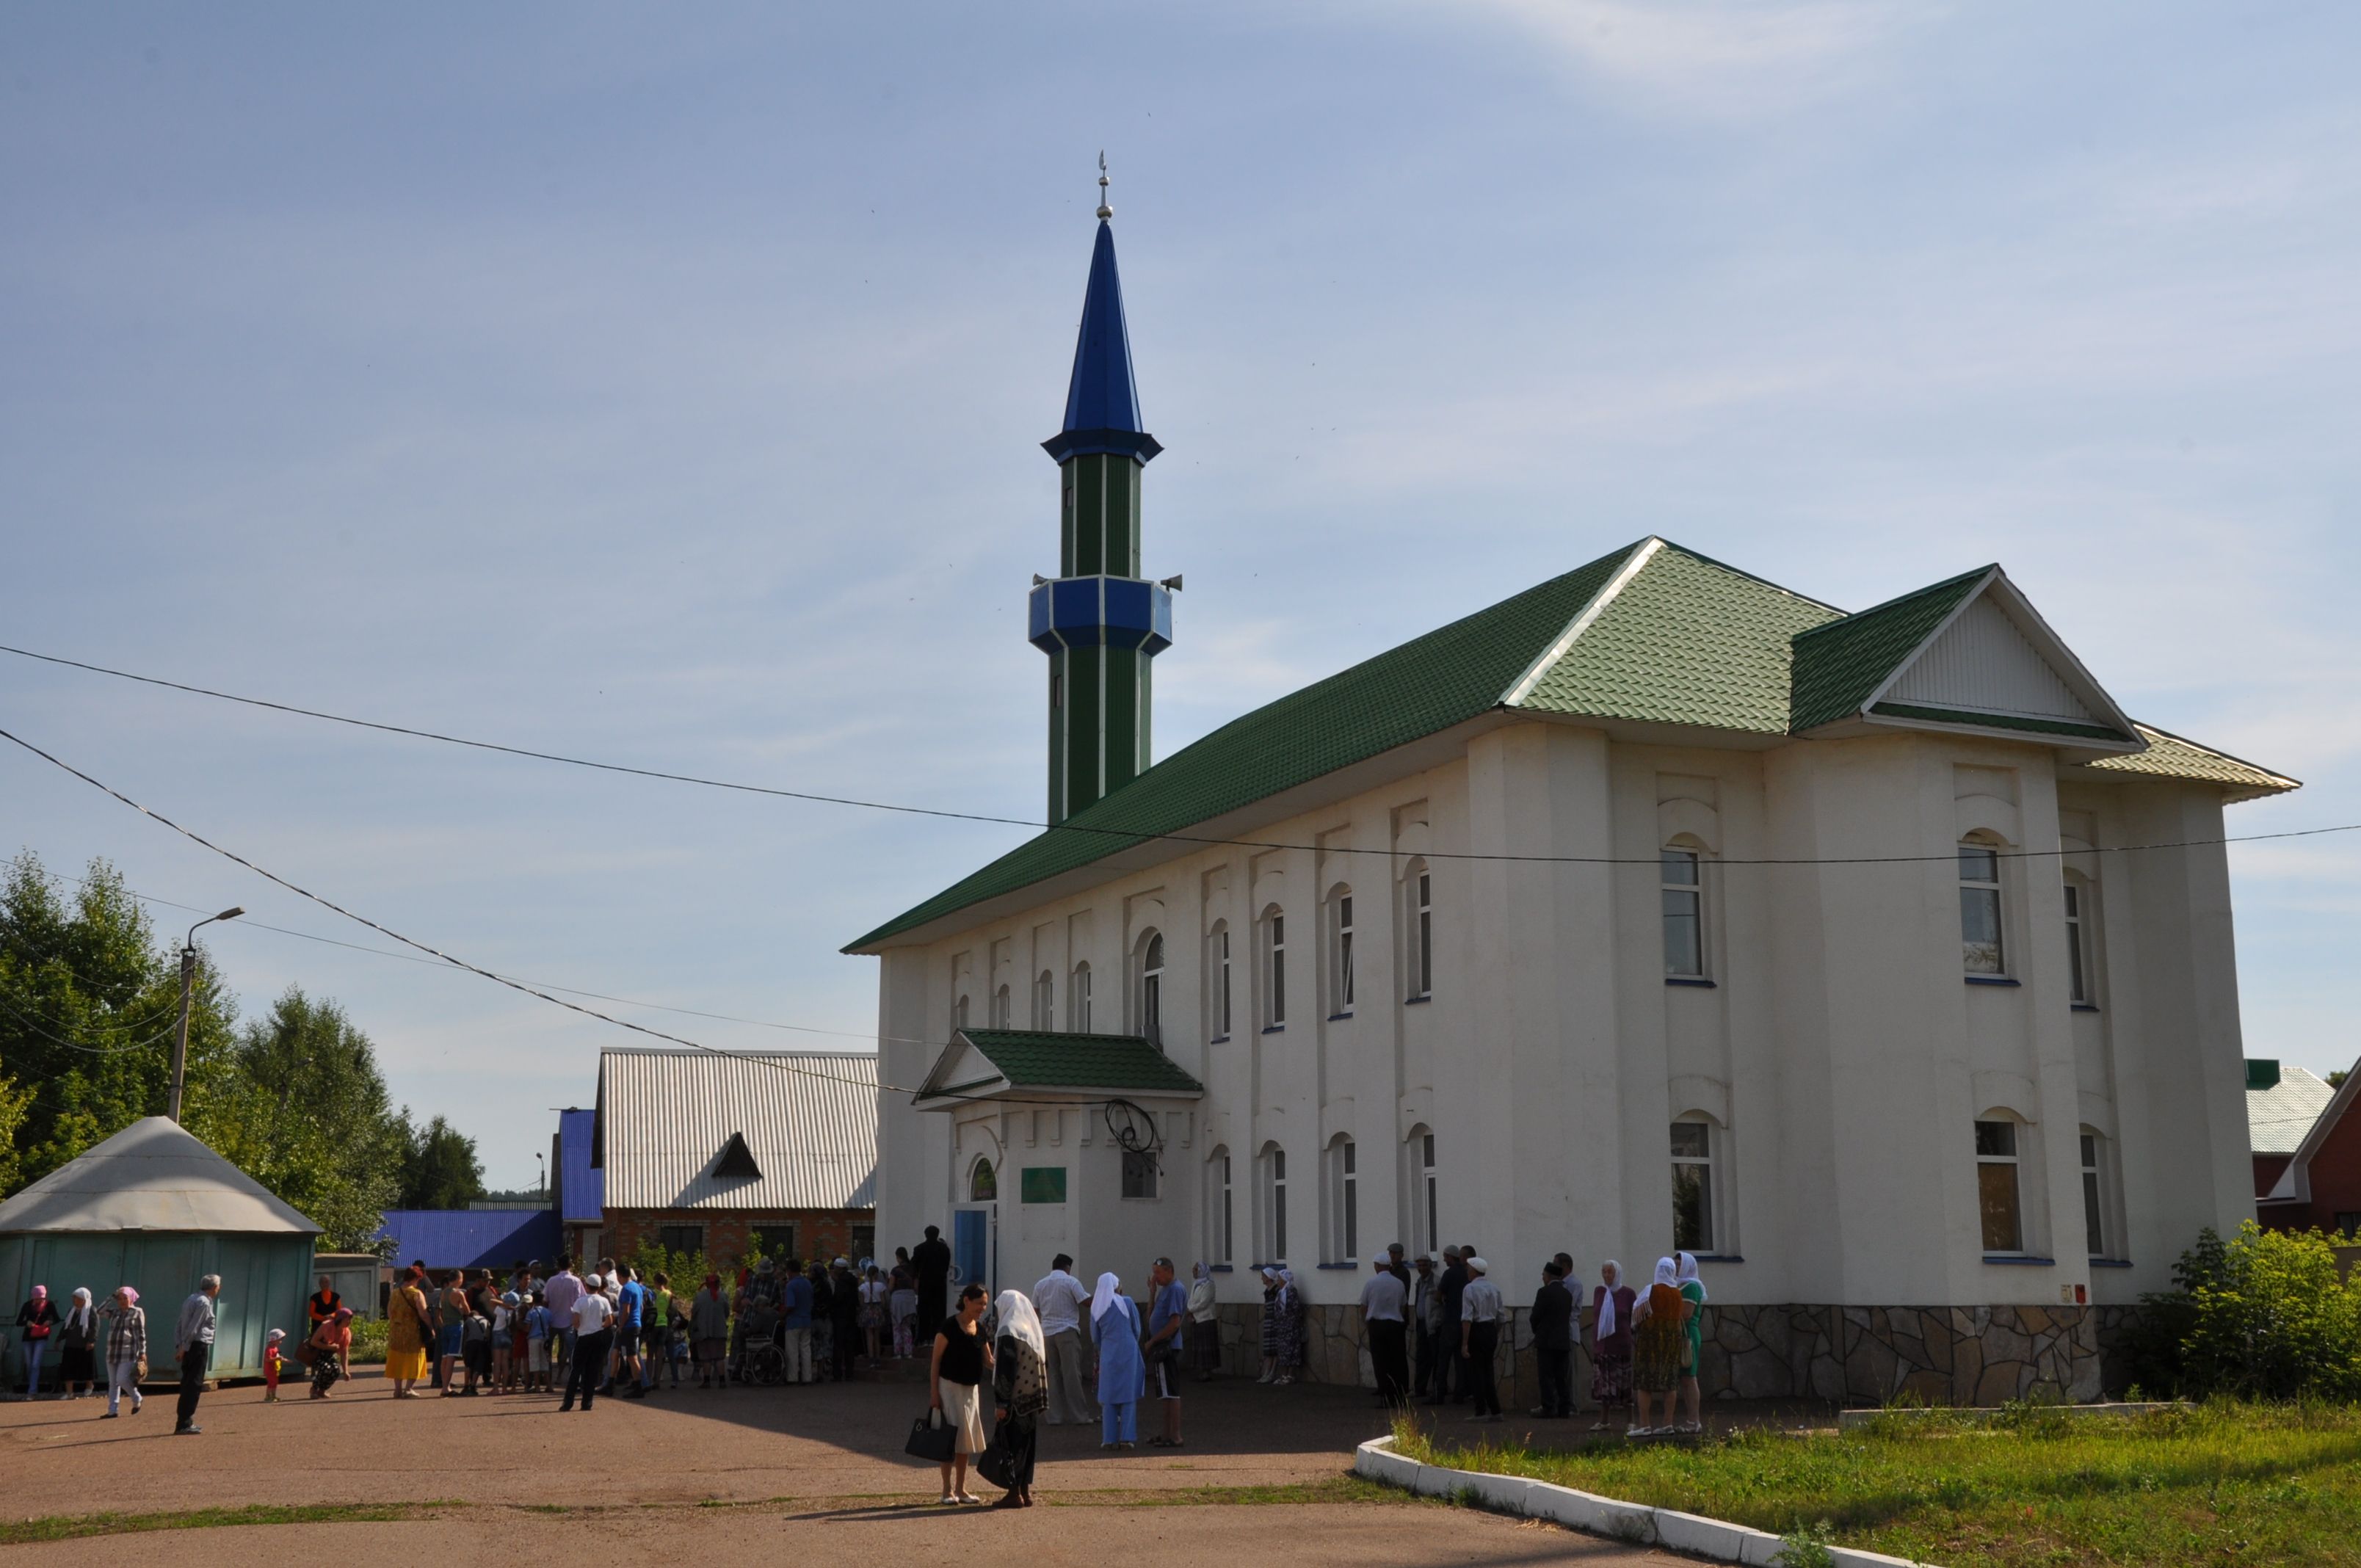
[
  {"xmin": 4, "ymin": 640, "xmax": 2343, "ymax": 868},
  {"xmin": 31, "ymin": 865, "xmax": 920, "ymax": 1050},
  {"xmin": 0, "ymin": 990, "xmax": 183, "ymax": 1056},
  {"xmin": 0, "ymin": 724, "xmax": 1098, "ymax": 1110}
]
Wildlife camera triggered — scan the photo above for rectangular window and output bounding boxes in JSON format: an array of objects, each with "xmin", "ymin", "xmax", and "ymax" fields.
[
  {"xmin": 1338, "ymin": 896, "xmax": 1355, "ymax": 1011},
  {"xmin": 1032, "ymin": 970, "xmax": 1053, "ymax": 1029},
  {"xmin": 1661, "ymin": 849, "xmax": 1703, "ymax": 977},
  {"xmin": 1270, "ymin": 1150, "xmax": 1288, "ymax": 1260},
  {"xmin": 1410, "ymin": 872, "xmax": 1433, "ymax": 999},
  {"xmin": 751, "ymin": 1224, "xmax": 797, "ymax": 1263},
  {"xmin": 1274, "ymin": 915, "xmax": 1287, "ymax": 1024},
  {"xmin": 1670, "ymin": 1120, "xmax": 1714, "ymax": 1252},
  {"xmin": 852, "ymin": 1224, "xmax": 875, "ymax": 1261},
  {"xmin": 1421, "ymin": 1133, "xmax": 1437, "ymax": 1255},
  {"xmin": 1216, "ymin": 929, "xmax": 1231, "ymax": 1037},
  {"xmin": 1975, "ymin": 1119, "xmax": 2023, "ymax": 1253},
  {"xmin": 657, "ymin": 1224, "xmax": 704, "ymax": 1257},
  {"xmin": 1020, "ymin": 1166, "xmax": 1068, "ymax": 1205},
  {"xmin": 1960, "ymin": 846, "xmax": 2005, "ymax": 975},
  {"xmin": 1122, "ymin": 1149, "xmax": 1160, "ymax": 1200},
  {"xmin": 1219, "ymin": 1155, "xmax": 1234, "ymax": 1263},
  {"xmin": 2081, "ymin": 1133, "xmax": 2105, "ymax": 1258},
  {"xmin": 1336, "ymin": 1141, "xmax": 1358, "ymax": 1262},
  {"xmin": 1073, "ymin": 964, "xmax": 1092, "ymax": 1033},
  {"xmin": 2064, "ymin": 884, "xmax": 2089, "ymax": 1003}
]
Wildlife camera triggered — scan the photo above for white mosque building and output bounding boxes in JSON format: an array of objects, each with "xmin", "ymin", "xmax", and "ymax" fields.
[{"xmin": 844, "ymin": 200, "xmax": 2296, "ymax": 1404}]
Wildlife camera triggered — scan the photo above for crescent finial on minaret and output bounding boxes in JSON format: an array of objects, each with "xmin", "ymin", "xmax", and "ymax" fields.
[{"xmin": 1096, "ymin": 150, "xmax": 1112, "ymax": 221}]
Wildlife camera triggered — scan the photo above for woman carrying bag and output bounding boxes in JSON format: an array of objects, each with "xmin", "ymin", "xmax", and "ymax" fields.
[
  {"xmin": 925, "ymin": 1283, "xmax": 993, "ymax": 1505},
  {"xmin": 984, "ymin": 1289, "xmax": 1048, "ymax": 1509}
]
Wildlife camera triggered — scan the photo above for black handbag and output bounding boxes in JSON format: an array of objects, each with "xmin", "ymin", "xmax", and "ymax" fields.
[
  {"xmin": 976, "ymin": 1434, "xmax": 1018, "ymax": 1490},
  {"xmin": 904, "ymin": 1408, "xmax": 959, "ymax": 1463}
]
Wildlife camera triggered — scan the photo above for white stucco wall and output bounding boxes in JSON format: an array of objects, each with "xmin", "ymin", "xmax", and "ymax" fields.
[{"xmin": 865, "ymin": 718, "xmax": 2258, "ymax": 1311}]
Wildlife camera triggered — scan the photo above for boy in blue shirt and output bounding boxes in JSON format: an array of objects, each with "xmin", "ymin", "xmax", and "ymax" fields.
[
  {"xmin": 526, "ymin": 1293, "xmax": 552, "ymax": 1392},
  {"xmin": 612, "ymin": 1266, "xmax": 646, "ymax": 1397}
]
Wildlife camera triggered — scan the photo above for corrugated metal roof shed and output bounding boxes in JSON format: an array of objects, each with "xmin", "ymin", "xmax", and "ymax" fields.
[
  {"xmin": 595, "ymin": 1048, "xmax": 877, "ymax": 1213},
  {"xmin": 2249, "ymin": 1064, "xmax": 2338, "ymax": 1156},
  {"xmin": 556, "ymin": 1107, "xmax": 601, "ymax": 1224},
  {"xmin": 377, "ymin": 1208, "xmax": 562, "ymax": 1270},
  {"xmin": 0, "ymin": 1117, "xmax": 318, "ymax": 1234}
]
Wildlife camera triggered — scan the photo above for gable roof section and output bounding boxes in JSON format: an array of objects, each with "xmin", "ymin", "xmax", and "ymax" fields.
[
  {"xmin": 0, "ymin": 1116, "xmax": 319, "ymax": 1235},
  {"xmin": 556, "ymin": 1107, "xmax": 601, "ymax": 1224},
  {"xmin": 846, "ymin": 540, "xmax": 1648, "ymax": 951},
  {"xmin": 595, "ymin": 1048, "xmax": 877, "ymax": 1213},
  {"xmin": 1788, "ymin": 567, "xmax": 1992, "ymax": 733},
  {"xmin": 377, "ymin": 1207, "xmax": 562, "ymax": 1271},
  {"xmin": 2268, "ymin": 1056, "xmax": 2361, "ymax": 1199},
  {"xmin": 2248, "ymin": 1064, "xmax": 2338, "ymax": 1157},
  {"xmin": 918, "ymin": 1028, "xmax": 1205, "ymax": 1103}
]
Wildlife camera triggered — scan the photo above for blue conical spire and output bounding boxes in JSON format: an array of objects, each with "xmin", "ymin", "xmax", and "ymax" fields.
[{"xmin": 1043, "ymin": 218, "xmax": 1161, "ymax": 465}]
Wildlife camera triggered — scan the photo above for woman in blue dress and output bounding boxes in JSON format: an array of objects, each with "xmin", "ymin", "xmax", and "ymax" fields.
[{"xmin": 1089, "ymin": 1271, "xmax": 1145, "ymax": 1450}]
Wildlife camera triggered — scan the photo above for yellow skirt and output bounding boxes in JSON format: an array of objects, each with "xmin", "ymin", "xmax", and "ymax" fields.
[{"xmin": 385, "ymin": 1346, "xmax": 429, "ymax": 1382}]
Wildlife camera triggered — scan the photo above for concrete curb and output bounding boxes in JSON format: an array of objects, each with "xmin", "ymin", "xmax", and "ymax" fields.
[{"xmin": 1352, "ymin": 1434, "xmax": 1929, "ymax": 1568}]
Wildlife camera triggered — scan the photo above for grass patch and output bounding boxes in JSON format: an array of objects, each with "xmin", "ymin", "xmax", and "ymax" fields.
[
  {"xmin": 1392, "ymin": 1401, "xmax": 2361, "ymax": 1567},
  {"xmin": 0, "ymin": 1501, "xmax": 446, "ymax": 1546}
]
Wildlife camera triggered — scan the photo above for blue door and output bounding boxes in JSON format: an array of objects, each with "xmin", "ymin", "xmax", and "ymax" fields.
[{"xmin": 953, "ymin": 1209, "xmax": 989, "ymax": 1296}]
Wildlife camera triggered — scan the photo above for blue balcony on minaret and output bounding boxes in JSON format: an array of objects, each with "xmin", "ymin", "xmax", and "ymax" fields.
[{"xmin": 1028, "ymin": 575, "xmax": 1174, "ymax": 654}]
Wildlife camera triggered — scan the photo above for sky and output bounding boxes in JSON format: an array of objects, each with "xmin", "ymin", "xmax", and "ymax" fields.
[{"xmin": 4, "ymin": 2, "xmax": 2357, "ymax": 1190}]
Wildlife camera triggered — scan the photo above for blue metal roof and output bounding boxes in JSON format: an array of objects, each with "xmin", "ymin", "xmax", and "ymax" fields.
[
  {"xmin": 1043, "ymin": 219, "xmax": 1161, "ymax": 466},
  {"xmin": 557, "ymin": 1107, "xmax": 601, "ymax": 1224},
  {"xmin": 377, "ymin": 1208, "xmax": 562, "ymax": 1271}
]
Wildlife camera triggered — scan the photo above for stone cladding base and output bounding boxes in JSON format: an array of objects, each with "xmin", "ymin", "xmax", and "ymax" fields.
[{"xmin": 1214, "ymin": 1300, "xmax": 2139, "ymax": 1407}]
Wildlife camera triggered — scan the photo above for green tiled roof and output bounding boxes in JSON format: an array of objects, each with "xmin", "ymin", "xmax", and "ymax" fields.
[
  {"xmin": 1868, "ymin": 703, "xmax": 2132, "ymax": 742},
  {"xmin": 2086, "ymin": 725, "xmax": 2299, "ymax": 796},
  {"xmin": 845, "ymin": 540, "xmax": 1647, "ymax": 950},
  {"xmin": 1787, "ymin": 567, "xmax": 1990, "ymax": 732},
  {"xmin": 1517, "ymin": 542, "xmax": 1841, "ymax": 732},
  {"xmin": 847, "ymin": 542, "xmax": 2295, "ymax": 951},
  {"xmin": 935, "ymin": 1029, "xmax": 1205, "ymax": 1095}
]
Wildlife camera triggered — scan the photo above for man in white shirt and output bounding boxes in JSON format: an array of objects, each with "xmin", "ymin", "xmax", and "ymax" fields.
[
  {"xmin": 1358, "ymin": 1257, "xmax": 1410, "ymax": 1407},
  {"xmin": 1031, "ymin": 1254, "xmax": 1095, "ymax": 1425},
  {"xmin": 543, "ymin": 1255, "xmax": 584, "ymax": 1390},
  {"xmin": 560, "ymin": 1272, "xmax": 615, "ymax": 1412},
  {"xmin": 1457, "ymin": 1257, "xmax": 1505, "ymax": 1423}
]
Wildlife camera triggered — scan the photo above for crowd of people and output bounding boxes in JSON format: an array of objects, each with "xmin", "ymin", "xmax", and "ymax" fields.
[{"xmin": 1370, "ymin": 1244, "xmax": 1710, "ymax": 1436}]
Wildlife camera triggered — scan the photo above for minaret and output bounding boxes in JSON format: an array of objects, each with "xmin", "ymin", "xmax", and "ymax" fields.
[{"xmin": 1029, "ymin": 157, "xmax": 1174, "ymax": 824}]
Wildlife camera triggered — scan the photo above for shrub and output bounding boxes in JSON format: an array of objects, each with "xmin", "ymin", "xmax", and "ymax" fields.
[
  {"xmin": 348, "ymin": 1317, "xmax": 388, "ymax": 1365},
  {"xmin": 2180, "ymin": 1222, "xmax": 2361, "ymax": 1400}
]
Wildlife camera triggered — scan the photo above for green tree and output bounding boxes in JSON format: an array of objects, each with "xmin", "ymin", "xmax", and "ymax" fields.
[
  {"xmin": 399, "ymin": 1114, "xmax": 485, "ymax": 1209},
  {"xmin": 2331, "ymin": 1069, "xmax": 2349, "ymax": 1090},
  {"xmin": 2182, "ymin": 1222, "xmax": 2361, "ymax": 1400},
  {"xmin": 0, "ymin": 852, "xmax": 241, "ymax": 1185},
  {"xmin": 206, "ymin": 988, "xmax": 405, "ymax": 1249}
]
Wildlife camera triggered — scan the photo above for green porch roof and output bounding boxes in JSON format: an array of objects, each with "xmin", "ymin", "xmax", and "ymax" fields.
[
  {"xmin": 846, "ymin": 540, "xmax": 2292, "ymax": 951},
  {"xmin": 930, "ymin": 1029, "xmax": 1205, "ymax": 1096}
]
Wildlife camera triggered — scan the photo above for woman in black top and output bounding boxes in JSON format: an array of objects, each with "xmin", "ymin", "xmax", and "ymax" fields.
[{"xmin": 929, "ymin": 1284, "xmax": 993, "ymax": 1505}]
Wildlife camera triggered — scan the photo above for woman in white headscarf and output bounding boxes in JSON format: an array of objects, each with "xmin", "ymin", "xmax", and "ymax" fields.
[
  {"xmin": 988, "ymin": 1289, "xmax": 1048, "ymax": 1507},
  {"xmin": 1628, "ymin": 1257, "xmax": 1689, "ymax": 1436},
  {"xmin": 1587, "ymin": 1259, "xmax": 1635, "ymax": 1431},
  {"xmin": 1089, "ymin": 1271, "xmax": 1145, "ymax": 1448},
  {"xmin": 56, "ymin": 1288, "xmax": 98, "ymax": 1398},
  {"xmin": 1183, "ymin": 1263, "xmax": 1221, "ymax": 1382},
  {"xmin": 1674, "ymin": 1252, "xmax": 1708, "ymax": 1434}
]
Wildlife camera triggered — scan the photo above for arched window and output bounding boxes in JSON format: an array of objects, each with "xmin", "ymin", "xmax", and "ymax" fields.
[
  {"xmin": 1661, "ymin": 843, "xmax": 1705, "ymax": 978},
  {"xmin": 1404, "ymin": 861, "xmax": 1432, "ymax": 1001},
  {"xmin": 1408, "ymin": 1128, "xmax": 1438, "ymax": 1256},
  {"xmin": 970, "ymin": 1158, "xmax": 997, "ymax": 1202},
  {"xmin": 990, "ymin": 984, "xmax": 1011, "ymax": 1029},
  {"xmin": 1071, "ymin": 962, "xmax": 1093, "ymax": 1033},
  {"xmin": 1959, "ymin": 837, "xmax": 2006, "ymax": 976},
  {"xmin": 1032, "ymin": 968, "xmax": 1054, "ymax": 1029},
  {"xmin": 1325, "ymin": 1133, "xmax": 1358, "ymax": 1263},
  {"xmin": 1136, "ymin": 929, "xmax": 1164, "ymax": 1045},
  {"xmin": 1328, "ymin": 885, "xmax": 1355, "ymax": 1015},
  {"xmin": 954, "ymin": 993, "xmax": 971, "ymax": 1034},
  {"xmin": 1206, "ymin": 921, "xmax": 1231, "ymax": 1041},
  {"xmin": 1670, "ymin": 1116, "xmax": 1719, "ymax": 1253},
  {"xmin": 1261, "ymin": 906, "xmax": 1286, "ymax": 1029},
  {"xmin": 2079, "ymin": 1125, "xmax": 2116, "ymax": 1259},
  {"xmin": 1974, "ymin": 1114, "xmax": 2025, "ymax": 1254},
  {"xmin": 1260, "ymin": 1143, "xmax": 1289, "ymax": 1263}
]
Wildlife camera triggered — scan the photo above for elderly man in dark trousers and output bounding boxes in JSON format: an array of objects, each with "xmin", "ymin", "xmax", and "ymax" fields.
[
  {"xmin": 1529, "ymin": 1259, "xmax": 1575, "ymax": 1418},
  {"xmin": 1359, "ymin": 1255, "xmax": 1411, "ymax": 1407},
  {"xmin": 173, "ymin": 1274, "xmax": 221, "ymax": 1435}
]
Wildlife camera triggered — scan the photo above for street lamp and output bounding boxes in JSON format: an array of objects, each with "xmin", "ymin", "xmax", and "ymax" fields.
[{"xmin": 169, "ymin": 907, "xmax": 244, "ymax": 1122}]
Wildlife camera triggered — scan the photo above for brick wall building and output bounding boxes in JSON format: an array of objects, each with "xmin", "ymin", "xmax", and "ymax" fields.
[
  {"xmin": 592, "ymin": 1048, "xmax": 878, "ymax": 1271},
  {"xmin": 2258, "ymin": 1056, "xmax": 2361, "ymax": 1238}
]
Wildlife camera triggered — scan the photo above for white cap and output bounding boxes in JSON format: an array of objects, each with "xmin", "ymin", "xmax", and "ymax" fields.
[
  {"xmin": 1465, "ymin": 1256, "xmax": 1489, "ymax": 1274},
  {"xmin": 584, "ymin": 1273, "xmax": 603, "ymax": 1289}
]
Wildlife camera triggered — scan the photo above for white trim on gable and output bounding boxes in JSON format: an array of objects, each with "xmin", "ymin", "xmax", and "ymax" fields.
[
  {"xmin": 1501, "ymin": 537, "xmax": 1664, "ymax": 708},
  {"xmin": 1860, "ymin": 569, "xmax": 2143, "ymax": 748}
]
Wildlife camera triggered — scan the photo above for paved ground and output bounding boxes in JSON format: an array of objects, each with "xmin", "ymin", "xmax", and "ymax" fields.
[{"xmin": 0, "ymin": 1371, "xmax": 1700, "ymax": 1562}]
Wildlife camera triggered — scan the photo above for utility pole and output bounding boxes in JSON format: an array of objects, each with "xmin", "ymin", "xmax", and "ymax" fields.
[{"xmin": 169, "ymin": 907, "xmax": 244, "ymax": 1122}]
